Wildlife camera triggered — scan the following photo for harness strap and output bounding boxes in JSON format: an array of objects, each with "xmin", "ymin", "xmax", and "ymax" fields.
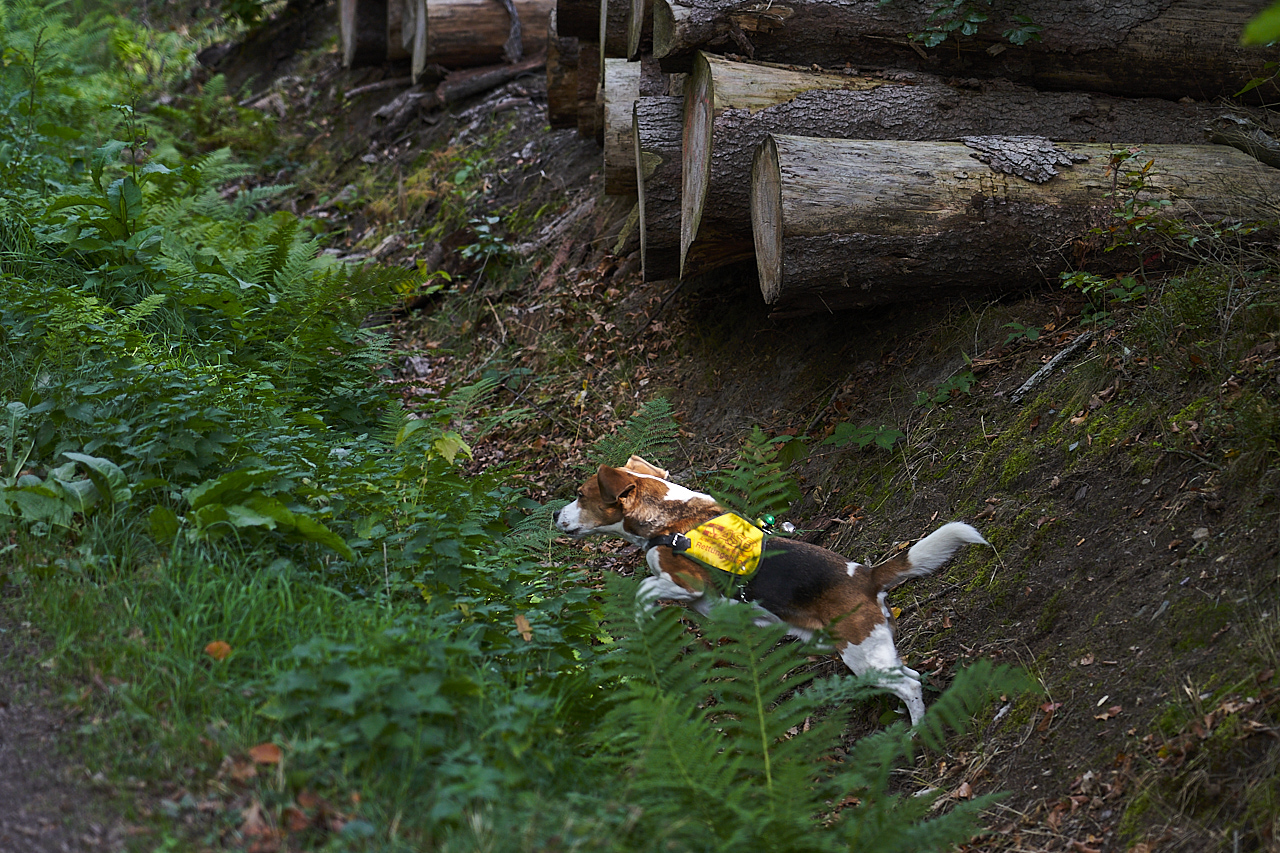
[
  {"xmin": 643, "ymin": 513, "xmax": 766, "ymax": 577},
  {"xmin": 645, "ymin": 533, "xmax": 692, "ymax": 552}
]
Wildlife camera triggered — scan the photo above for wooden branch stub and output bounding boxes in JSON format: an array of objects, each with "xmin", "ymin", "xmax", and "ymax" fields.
[{"xmin": 960, "ymin": 136, "xmax": 1091, "ymax": 184}]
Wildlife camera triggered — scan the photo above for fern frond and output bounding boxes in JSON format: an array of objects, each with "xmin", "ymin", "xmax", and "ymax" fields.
[
  {"xmin": 121, "ymin": 293, "xmax": 167, "ymax": 328},
  {"xmin": 375, "ymin": 399, "xmax": 409, "ymax": 444},
  {"xmin": 585, "ymin": 397, "xmax": 679, "ymax": 470},
  {"xmin": 915, "ymin": 659, "xmax": 1037, "ymax": 752},
  {"xmin": 445, "ymin": 378, "xmax": 500, "ymax": 419},
  {"xmin": 707, "ymin": 426, "xmax": 801, "ymax": 519}
]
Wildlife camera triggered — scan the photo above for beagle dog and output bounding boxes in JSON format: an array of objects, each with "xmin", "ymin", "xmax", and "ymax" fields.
[{"xmin": 554, "ymin": 455, "xmax": 989, "ymax": 725}]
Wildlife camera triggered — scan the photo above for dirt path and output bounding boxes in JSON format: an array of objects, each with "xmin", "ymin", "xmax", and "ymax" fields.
[{"xmin": 0, "ymin": 610, "xmax": 125, "ymax": 853}]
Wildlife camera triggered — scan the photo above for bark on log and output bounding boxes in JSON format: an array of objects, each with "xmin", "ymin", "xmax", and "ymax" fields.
[
  {"xmin": 751, "ymin": 135, "xmax": 1280, "ymax": 317},
  {"xmin": 604, "ymin": 59, "xmax": 644, "ymax": 194},
  {"xmin": 577, "ymin": 39, "xmax": 603, "ymax": 141},
  {"xmin": 547, "ymin": 10, "xmax": 581, "ymax": 127},
  {"xmin": 415, "ymin": 0, "xmax": 552, "ymax": 68},
  {"xmin": 602, "ymin": 0, "xmax": 630, "ymax": 58},
  {"xmin": 680, "ymin": 52, "xmax": 1239, "ymax": 280},
  {"xmin": 341, "ymin": 0, "xmax": 388, "ymax": 68},
  {"xmin": 627, "ymin": 0, "xmax": 652, "ymax": 59},
  {"xmin": 634, "ymin": 96, "xmax": 684, "ymax": 280},
  {"xmin": 653, "ymin": 0, "xmax": 1280, "ymax": 102}
]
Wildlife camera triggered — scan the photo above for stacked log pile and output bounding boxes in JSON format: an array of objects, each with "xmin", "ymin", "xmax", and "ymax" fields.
[
  {"xmin": 340, "ymin": 0, "xmax": 553, "ymax": 81},
  {"xmin": 357, "ymin": 0, "xmax": 1280, "ymax": 316},
  {"xmin": 558, "ymin": 0, "xmax": 1280, "ymax": 315}
]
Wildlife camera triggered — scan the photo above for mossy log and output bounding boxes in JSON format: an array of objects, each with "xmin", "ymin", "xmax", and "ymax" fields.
[
  {"xmin": 653, "ymin": 0, "xmax": 1279, "ymax": 102},
  {"xmin": 679, "ymin": 52, "xmax": 1236, "ymax": 280},
  {"xmin": 634, "ymin": 96, "xmax": 684, "ymax": 280},
  {"xmin": 750, "ymin": 135, "xmax": 1280, "ymax": 317}
]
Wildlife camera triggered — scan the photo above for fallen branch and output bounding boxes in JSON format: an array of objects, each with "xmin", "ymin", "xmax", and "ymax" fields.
[{"xmin": 1009, "ymin": 332, "xmax": 1094, "ymax": 404}]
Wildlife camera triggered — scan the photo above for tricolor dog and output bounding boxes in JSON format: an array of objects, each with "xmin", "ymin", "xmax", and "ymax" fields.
[{"xmin": 554, "ymin": 455, "xmax": 990, "ymax": 725}]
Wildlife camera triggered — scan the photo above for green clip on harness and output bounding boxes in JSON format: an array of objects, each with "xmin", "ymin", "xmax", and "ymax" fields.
[{"xmin": 645, "ymin": 513, "xmax": 768, "ymax": 578}]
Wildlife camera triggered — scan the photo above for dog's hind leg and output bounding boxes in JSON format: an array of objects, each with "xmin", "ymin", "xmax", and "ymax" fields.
[{"xmin": 838, "ymin": 624, "xmax": 927, "ymax": 726}]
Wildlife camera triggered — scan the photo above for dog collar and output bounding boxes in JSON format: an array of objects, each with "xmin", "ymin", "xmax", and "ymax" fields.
[{"xmin": 645, "ymin": 513, "xmax": 765, "ymax": 576}]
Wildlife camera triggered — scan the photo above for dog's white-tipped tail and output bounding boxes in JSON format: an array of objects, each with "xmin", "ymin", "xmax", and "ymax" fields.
[{"xmin": 905, "ymin": 522, "xmax": 989, "ymax": 576}]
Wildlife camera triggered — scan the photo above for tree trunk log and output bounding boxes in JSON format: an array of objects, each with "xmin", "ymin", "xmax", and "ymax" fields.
[
  {"xmin": 407, "ymin": 0, "xmax": 430, "ymax": 80},
  {"xmin": 634, "ymin": 96, "xmax": 684, "ymax": 280},
  {"xmin": 627, "ymin": 0, "xmax": 652, "ymax": 59},
  {"xmin": 415, "ymin": 0, "xmax": 552, "ymax": 68},
  {"xmin": 556, "ymin": 0, "xmax": 601, "ymax": 39},
  {"xmin": 577, "ymin": 39, "xmax": 603, "ymax": 141},
  {"xmin": 751, "ymin": 135, "xmax": 1280, "ymax": 317},
  {"xmin": 604, "ymin": 59, "xmax": 644, "ymax": 194},
  {"xmin": 547, "ymin": 10, "xmax": 581, "ymax": 127},
  {"xmin": 387, "ymin": 0, "xmax": 410, "ymax": 60},
  {"xmin": 602, "ymin": 0, "xmax": 630, "ymax": 57},
  {"xmin": 680, "ymin": 52, "xmax": 1238, "ymax": 280},
  {"xmin": 341, "ymin": 0, "xmax": 388, "ymax": 68},
  {"xmin": 653, "ymin": 0, "xmax": 1280, "ymax": 102}
]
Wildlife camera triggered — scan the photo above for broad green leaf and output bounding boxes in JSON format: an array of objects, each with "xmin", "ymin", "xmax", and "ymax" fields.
[
  {"xmin": 1242, "ymin": 3, "xmax": 1280, "ymax": 44},
  {"xmin": 148, "ymin": 505, "xmax": 180, "ymax": 540}
]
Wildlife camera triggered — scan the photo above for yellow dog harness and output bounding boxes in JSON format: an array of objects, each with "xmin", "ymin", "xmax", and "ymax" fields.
[{"xmin": 645, "ymin": 513, "xmax": 766, "ymax": 577}]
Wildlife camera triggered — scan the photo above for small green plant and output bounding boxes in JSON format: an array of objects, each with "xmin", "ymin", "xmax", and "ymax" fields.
[
  {"xmin": 823, "ymin": 421, "xmax": 904, "ymax": 451},
  {"xmin": 1061, "ymin": 271, "xmax": 1148, "ymax": 326},
  {"xmin": 584, "ymin": 397, "xmax": 680, "ymax": 470},
  {"xmin": 707, "ymin": 427, "xmax": 805, "ymax": 520},
  {"xmin": 1002, "ymin": 321, "xmax": 1041, "ymax": 346},
  {"xmin": 914, "ymin": 367, "xmax": 977, "ymax": 408},
  {"xmin": 893, "ymin": 0, "xmax": 1042, "ymax": 48}
]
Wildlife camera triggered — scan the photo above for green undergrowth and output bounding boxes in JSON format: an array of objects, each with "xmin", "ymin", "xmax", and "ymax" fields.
[{"xmin": 0, "ymin": 3, "xmax": 1044, "ymax": 849}]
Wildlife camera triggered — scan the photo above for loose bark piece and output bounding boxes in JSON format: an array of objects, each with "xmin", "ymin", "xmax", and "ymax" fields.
[
  {"xmin": 547, "ymin": 9, "xmax": 581, "ymax": 127},
  {"xmin": 496, "ymin": 0, "xmax": 525, "ymax": 62},
  {"xmin": 653, "ymin": 0, "xmax": 1280, "ymax": 102},
  {"xmin": 751, "ymin": 135, "xmax": 1280, "ymax": 317},
  {"xmin": 634, "ymin": 96, "xmax": 683, "ymax": 280},
  {"xmin": 961, "ymin": 136, "xmax": 1091, "ymax": 183},
  {"xmin": 414, "ymin": 0, "xmax": 551, "ymax": 69},
  {"xmin": 680, "ymin": 52, "xmax": 1241, "ymax": 280},
  {"xmin": 341, "ymin": 0, "xmax": 388, "ymax": 68},
  {"xmin": 604, "ymin": 59, "xmax": 644, "ymax": 194}
]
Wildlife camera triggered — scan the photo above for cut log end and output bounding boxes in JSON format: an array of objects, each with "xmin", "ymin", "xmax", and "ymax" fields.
[
  {"xmin": 751, "ymin": 135, "xmax": 783, "ymax": 305},
  {"xmin": 679, "ymin": 52, "xmax": 714, "ymax": 277}
]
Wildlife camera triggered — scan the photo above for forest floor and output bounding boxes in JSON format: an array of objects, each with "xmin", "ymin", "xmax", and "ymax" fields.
[{"xmin": 3, "ymin": 3, "xmax": 1279, "ymax": 851}]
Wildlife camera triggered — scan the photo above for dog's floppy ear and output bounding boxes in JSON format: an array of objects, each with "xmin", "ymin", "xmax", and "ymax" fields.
[
  {"xmin": 624, "ymin": 455, "xmax": 669, "ymax": 479},
  {"xmin": 596, "ymin": 465, "xmax": 638, "ymax": 505}
]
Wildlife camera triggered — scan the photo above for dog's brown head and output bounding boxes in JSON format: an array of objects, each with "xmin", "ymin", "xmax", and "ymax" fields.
[{"xmin": 553, "ymin": 455, "xmax": 717, "ymax": 545}]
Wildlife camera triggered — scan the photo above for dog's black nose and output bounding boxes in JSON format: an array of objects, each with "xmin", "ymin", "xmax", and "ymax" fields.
[{"xmin": 552, "ymin": 508, "xmax": 560, "ymax": 523}]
